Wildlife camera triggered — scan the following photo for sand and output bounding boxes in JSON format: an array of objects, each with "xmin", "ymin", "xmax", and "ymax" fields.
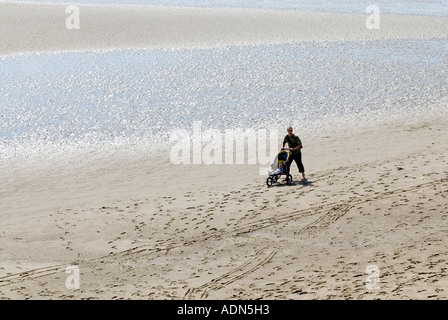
[
  {"xmin": 1, "ymin": 3, "xmax": 448, "ymax": 300},
  {"xmin": 2, "ymin": 115, "xmax": 448, "ymax": 299},
  {"xmin": 1, "ymin": 2, "xmax": 448, "ymax": 56}
]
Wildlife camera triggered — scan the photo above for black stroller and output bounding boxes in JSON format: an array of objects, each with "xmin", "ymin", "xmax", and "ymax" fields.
[{"xmin": 266, "ymin": 148, "xmax": 293, "ymax": 187}]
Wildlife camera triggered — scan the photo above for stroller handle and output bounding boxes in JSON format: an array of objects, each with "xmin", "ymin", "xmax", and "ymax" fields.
[{"xmin": 281, "ymin": 148, "xmax": 291, "ymax": 151}]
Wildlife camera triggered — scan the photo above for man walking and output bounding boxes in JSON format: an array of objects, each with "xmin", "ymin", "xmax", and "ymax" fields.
[{"xmin": 282, "ymin": 126, "xmax": 306, "ymax": 182}]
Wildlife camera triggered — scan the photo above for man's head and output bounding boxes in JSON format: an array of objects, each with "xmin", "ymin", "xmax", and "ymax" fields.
[{"xmin": 287, "ymin": 126, "xmax": 293, "ymax": 136}]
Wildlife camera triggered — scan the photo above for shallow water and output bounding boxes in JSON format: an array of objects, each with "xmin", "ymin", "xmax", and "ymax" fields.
[
  {"xmin": 1, "ymin": 39, "xmax": 447, "ymax": 179},
  {"xmin": 1, "ymin": 40, "xmax": 447, "ymax": 144}
]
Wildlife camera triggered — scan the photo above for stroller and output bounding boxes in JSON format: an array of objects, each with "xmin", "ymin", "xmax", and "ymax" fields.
[{"xmin": 266, "ymin": 148, "xmax": 293, "ymax": 187}]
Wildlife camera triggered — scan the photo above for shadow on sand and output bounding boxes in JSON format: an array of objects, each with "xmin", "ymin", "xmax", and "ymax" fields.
[{"xmin": 268, "ymin": 179, "xmax": 313, "ymax": 188}]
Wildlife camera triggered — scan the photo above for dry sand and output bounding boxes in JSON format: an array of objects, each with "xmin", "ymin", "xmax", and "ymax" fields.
[
  {"xmin": 1, "ymin": 3, "xmax": 448, "ymax": 300},
  {"xmin": 1, "ymin": 115, "xmax": 448, "ymax": 299}
]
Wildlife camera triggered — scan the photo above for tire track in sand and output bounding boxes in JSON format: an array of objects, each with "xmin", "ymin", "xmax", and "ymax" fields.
[
  {"xmin": 184, "ymin": 247, "xmax": 277, "ymax": 299},
  {"xmin": 1, "ymin": 177, "xmax": 446, "ymax": 290}
]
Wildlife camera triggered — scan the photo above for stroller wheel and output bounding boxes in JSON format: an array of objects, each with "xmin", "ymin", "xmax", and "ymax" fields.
[
  {"xmin": 266, "ymin": 176, "xmax": 273, "ymax": 187},
  {"xmin": 286, "ymin": 174, "xmax": 293, "ymax": 184}
]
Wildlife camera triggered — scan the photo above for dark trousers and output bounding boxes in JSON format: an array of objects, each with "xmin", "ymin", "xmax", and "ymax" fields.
[{"xmin": 285, "ymin": 152, "xmax": 305, "ymax": 175}]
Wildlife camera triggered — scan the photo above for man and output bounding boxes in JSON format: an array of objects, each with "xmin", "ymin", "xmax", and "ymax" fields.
[{"xmin": 282, "ymin": 126, "xmax": 306, "ymax": 182}]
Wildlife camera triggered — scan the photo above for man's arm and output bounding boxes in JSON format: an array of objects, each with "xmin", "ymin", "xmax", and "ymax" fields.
[
  {"xmin": 291, "ymin": 144, "xmax": 301, "ymax": 151},
  {"xmin": 292, "ymin": 140, "xmax": 302, "ymax": 150},
  {"xmin": 289, "ymin": 137, "xmax": 302, "ymax": 151}
]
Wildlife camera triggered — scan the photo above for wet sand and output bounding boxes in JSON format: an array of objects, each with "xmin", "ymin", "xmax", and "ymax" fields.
[{"xmin": 1, "ymin": 2, "xmax": 448, "ymax": 56}]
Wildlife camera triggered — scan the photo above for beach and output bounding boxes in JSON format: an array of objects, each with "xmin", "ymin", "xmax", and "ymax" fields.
[
  {"xmin": 1, "ymin": 2, "xmax": 448, "ymax": 55},
  {"xmin": 1, "ymin": 2, "xmax": 448, "ymax": 300}
]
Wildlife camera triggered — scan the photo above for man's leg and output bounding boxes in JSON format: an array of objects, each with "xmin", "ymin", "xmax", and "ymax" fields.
[
  {"xmin": 284, "ymin": 157, "xmax": 291, "ymax": 176},
  {"xmin": 294, "ymin": 152, "xmax": 305, "ymax": 179},
  {"xmin": 283, "ymin": 155, "xmax": 294, "ymax": 180}
]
